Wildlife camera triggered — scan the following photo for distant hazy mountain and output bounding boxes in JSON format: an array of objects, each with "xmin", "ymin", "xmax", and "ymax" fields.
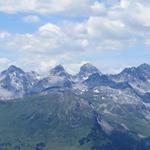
[
  {"xmin": 0, "ymin": 65, "xmax": 37, "ymax": 100},
  {"xmin": 84, "ymin": 73, "xmax": 131, "ymax": 90},
  {"xmin": 76, "ymin": 63, "xmax": 102, "ymax": 81},
  {"xmin": 31, "ymin": 65, "xmax": 73, "ymax": 94},
  {"xmin": 0, "ymin": 63, "xmax": 150, "ymax": 100},
  {"xmin": 50, "ymin": 64, "xmax": 72, "ymax": 79},
  {"xmin": 110, "ymin": 63, "xmax": 150, "ymax": 93}
]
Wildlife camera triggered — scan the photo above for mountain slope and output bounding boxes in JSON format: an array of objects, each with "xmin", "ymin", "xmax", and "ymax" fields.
[
  {"xmin": 0, "ymin": 92, "xmax": 149, "ymax": 150},
  {"xmin": 0, "ymin": 65, "xmax": 37, "ymax": 100},
  {"xmin": 110, "ymin": 63, "xmax": 150, "ymax": 93},
  {"xmin": 76, "ymin": 63, "xmax": 102, "ymax": 81},
  {"xmin": 0, "ymin": 91, "xmax": 94, "ymax": 150},
  {"xmin": 32, "ymin": 65, "xmax": 73, "ymax": 94},
  {"xmin": 84, "ymin": 73, "xmax": 131, "ymax": 90}
]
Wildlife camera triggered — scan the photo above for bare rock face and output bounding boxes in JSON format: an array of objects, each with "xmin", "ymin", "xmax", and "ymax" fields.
[{"xmin": 76, "ymin": 63, "xmax": 102, "ymax": 81}]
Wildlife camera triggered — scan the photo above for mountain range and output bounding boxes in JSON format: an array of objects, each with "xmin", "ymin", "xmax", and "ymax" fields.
[
  {"xmin": 1, "ymin": 63, "xmax": 150, "ymax": 100},
  {"xmin": 0, "ymin": 63, "xmax": 150, "ymax": 149}
]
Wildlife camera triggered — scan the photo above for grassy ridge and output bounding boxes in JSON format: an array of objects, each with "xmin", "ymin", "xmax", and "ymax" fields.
[
  {"xmin": 0, "ymin": 92, "xmax": 93, "ymax": 150},
  {"xmin": 0, "ymin": 91, "xmax": 149, "ymax": 150}
]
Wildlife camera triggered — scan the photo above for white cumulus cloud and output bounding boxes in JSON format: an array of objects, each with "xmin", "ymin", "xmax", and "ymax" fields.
[{"xmin": 0, "ymin": 0, "xmax": 150, "ymax": 73}]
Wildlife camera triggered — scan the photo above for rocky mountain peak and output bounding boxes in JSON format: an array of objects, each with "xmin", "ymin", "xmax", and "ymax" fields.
[
  {"xmin": 138, "ymin": 63, "xmax": 150, "ymax": 69},
  {"xmin": 50, "ymin": 65, "xmax": 66, "ymax": 76},
  {"xmin": 3, "ymin": 65, "xmax": 25, "ymax": 75},
  {"xmin": 80, "ymin": 63, "xmax": 99, "ymax": 72},
  {"xmin": 78, "ymin": 63, "xmax": 101, "ymax": 80}
]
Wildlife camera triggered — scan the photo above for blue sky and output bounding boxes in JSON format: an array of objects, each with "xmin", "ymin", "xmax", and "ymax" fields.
[{"xmin": 0, "ymin": 0, "xmax": 150, "ymax": 74}]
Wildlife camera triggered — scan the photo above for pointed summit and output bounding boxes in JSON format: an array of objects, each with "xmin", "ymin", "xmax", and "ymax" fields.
[
  {"xmin": 50, "ymin": 65, "xmax": 65, "ymax": 76},
  {"xmin": 8, "ymin": 65, "xmax": 23, "ymax": 71},
  {"xmin": 80, "ymin": 63, "xmax": 101, "ymax": 74},
  {"xmin": 78, "ymin": 63, "xmax": 101, "ymax": 80},
  {"xmin": 137, "ymin": 63, "xmax": 150, "ymax": 78},
  {"xmin": 0, "ymin": 65, "xmax": 34, "ymax": 100},
  {"xmin": 49, "ymin": 65, "xmax": 71, "ymax": 79},
  {"xmin": 110, "ymin": 63, "xmax": 150, "ymax": 92},
  {"xmin": 8, "ymin": 65, "xmax": 18, "ymax": 69},
  {"xmin": 1, "ymin": 65, "xmax": 25, "ymax": 75},
  {"xmin": 118, "ymin": 63, "xmax": 150, "ymax": 80},
  {"xmin": 138, "ymin": 63, "xmax": 150, "ymax": 70}
]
